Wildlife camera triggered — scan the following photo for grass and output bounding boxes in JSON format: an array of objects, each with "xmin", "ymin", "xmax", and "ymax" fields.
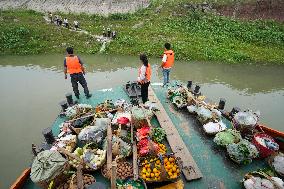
[{"xmin": 0, "ymin": 0, "xmax": 284, "ymax": 64}]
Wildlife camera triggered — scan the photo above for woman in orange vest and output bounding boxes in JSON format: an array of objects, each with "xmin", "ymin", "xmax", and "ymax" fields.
[
  {"xmin": 161, "ymin": 43, "xmax": 174, "ymax": 86},
  {"xmin": 138, "ymin": 53, "xmax": 152, "ymax": 104},
  {"xmin": 64, "ymin": 47, "xmax": 92, "ymax": 99}
]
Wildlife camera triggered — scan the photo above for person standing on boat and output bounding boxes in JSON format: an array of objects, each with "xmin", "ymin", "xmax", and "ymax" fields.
[
  {"xmin": 138, "ymin": 53, "xmax": 152, "ymax": 103},
  {"xmin": 161, "ymin": 43, "xmax": 175, "ymax": 86},
  {"xmin": 64, "ymin": 47, "xmax": 92, "ymax": 99}
]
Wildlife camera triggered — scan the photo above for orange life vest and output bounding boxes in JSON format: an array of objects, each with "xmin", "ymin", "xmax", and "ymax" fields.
[
  {"xmin": 65, "ymin": 56, "xmax": 82, "ymax": 74},
  {"xmin": 163, "ymin": 50, "xmax": 174, "ymax": 68},
  {"xmin": 138, "ymin": 63, "xmax": 151, "ymax": 83}
]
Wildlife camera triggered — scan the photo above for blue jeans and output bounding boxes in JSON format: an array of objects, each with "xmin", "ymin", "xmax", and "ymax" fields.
[{"xmin": 162, "ymin": 68, "xmax": 171, "ymax": 85}]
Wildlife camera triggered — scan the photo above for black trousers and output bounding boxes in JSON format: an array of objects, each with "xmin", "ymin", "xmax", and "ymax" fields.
[
  {"xmin": 70, "ymin": 73, "xmax": 90, "ymax": 97},
  {"xmin": 141, "ymin": 82, "xmax": 150, "ymax": 103}
]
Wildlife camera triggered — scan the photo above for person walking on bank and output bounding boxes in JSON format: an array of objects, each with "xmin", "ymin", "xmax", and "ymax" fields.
[
  {"xmin": 161, "ymin": 43, "xmax": 174, "ymax": 87},
  {"xmin": 64, "ymin": 47, "xmax": 92, "ymax": 99},
  {"xmin": 138, "ymin": 53, "xmax": 152, "ymax": 104}
]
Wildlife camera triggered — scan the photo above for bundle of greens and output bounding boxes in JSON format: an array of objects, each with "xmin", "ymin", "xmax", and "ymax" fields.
[
  {"xmin": 213, "ymin": 129, "xmax": 242, "ymax": 147},
  {"xmin": 151, "ymin": 128, "xmax": 166, "ymax": 143}
]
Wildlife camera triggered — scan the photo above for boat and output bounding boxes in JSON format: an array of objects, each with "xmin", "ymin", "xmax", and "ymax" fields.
[{"xmin": 10, "ymin": 83, "xmax": 284, "ymax": 189}]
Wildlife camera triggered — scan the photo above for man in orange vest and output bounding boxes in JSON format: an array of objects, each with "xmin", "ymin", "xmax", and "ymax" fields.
[
  {"xmin": 161, "ymin": 43, "xmax": 174, "ymax": 86},
  {"xmin": 64, "ymin": 47, "xmax": 92, "ymax": 99}
]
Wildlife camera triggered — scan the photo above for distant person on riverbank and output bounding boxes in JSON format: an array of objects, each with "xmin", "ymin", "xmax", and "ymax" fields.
[
  {"xmin": 74, "ymin": 20, "xmax": 79, "ymax": 30},
  {"xmin": 138, "ymin": 53, "xmax": 152, "ymax": 103},
  {"xmin": 161, "ymin": 43, "xmax": 175, "ymax": 87},
  {"xmin": 58, "ymin": 17, "xmax": 63, "ymax": 26},
  {"xmin": 48, "ymin": 12, "xmax": 53, "ymax": 23},
  {"xmin": 64, "ymin": 47, "xmax": 92, "ymax": 99},
  {"xmin": 63, "ymin": 18, "xmax": 69, "ymax": 28}
]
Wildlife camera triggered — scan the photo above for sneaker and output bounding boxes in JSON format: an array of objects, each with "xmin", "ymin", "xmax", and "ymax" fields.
[{"xmin": 86, "ymin": 94, "xmax": 92, "ymax": 99}]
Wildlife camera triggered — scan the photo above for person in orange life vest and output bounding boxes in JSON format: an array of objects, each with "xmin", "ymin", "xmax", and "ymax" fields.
[
  {"xmin": 137, "ymin": 53, "xmax": 152, "ymax": 104},
  {"xmin": 161, "ymin": 43, "xmax": 174, "ymax": 86},
  {"xmin": 64, "ymin": 47, "xmax": 92, "ymax": 99}
]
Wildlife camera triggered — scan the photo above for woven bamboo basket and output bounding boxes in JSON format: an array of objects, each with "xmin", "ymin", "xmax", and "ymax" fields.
[
  {"xmin": 268, "ymin": 152, "xmax": 284, "ymax": 177},
  {"xmin": 35, "ymin": 162, "xmax": 70, "ymax": 189}
]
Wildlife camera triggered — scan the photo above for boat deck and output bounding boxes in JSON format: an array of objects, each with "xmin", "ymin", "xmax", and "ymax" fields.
[{"xmin": 21, "ymin": 85, "xmax": 268, "ymax": 189}]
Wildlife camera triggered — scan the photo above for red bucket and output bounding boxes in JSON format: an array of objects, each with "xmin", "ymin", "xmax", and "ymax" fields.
[{"xmin": 252, "ymin": 133, "xmax": 279, "ymax": 158}]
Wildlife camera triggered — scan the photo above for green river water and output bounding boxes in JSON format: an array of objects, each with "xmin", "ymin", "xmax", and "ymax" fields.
[{"xmin": 0, "ymin": 54, "xmax": 284, "ymax": 188}]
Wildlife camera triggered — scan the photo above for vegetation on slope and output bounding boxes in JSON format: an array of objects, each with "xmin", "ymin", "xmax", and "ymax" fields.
[{"xmin": 0, "ymin": 0, "xmax": 284, "ymax": 64}]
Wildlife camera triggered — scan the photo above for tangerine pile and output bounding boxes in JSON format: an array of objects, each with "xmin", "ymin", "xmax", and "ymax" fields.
[
  {"xmin": 158, "ymin": 143, "xmax": 167, "ymax": 154},
  {"xmin": 140, "ymin": 158, "xmax": 162, "ymax": 182},
  {"xmin": 164, "ymin": 156, "xmax": 180, "ymax": 179}
]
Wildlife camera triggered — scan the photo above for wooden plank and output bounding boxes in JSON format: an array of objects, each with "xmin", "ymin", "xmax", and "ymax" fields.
[
  {"xmin": 111, "ymin": 160, "xmax": 117, "ymax": 189},
  {"xmin": 131, "ymin": 123, "xmax": 139, "ymax": 180},
  {"xmin": 148, "ymin": 86, "xmax": 203, "ymax": 181},
  {"xmin": 107, "ymin": 122, "xmax": 112, "ymax": 176}
]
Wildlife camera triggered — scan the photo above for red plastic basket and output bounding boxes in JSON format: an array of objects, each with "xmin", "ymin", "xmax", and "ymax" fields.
[{"xmin": 252, "ymin": 133, "xmax": 278, "ymax": 158}]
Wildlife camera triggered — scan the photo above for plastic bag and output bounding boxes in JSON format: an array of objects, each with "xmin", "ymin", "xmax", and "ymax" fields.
[
  {"xmin": 187, "ymin": 105, "xmax": 197, "ymax": 113},
  {"xmin": 31, "ymin": 150, "xmax": 67, "ymax": 183},
  {"xmin": 203, "ymin": 121, "xmax": 227, "ymax": 135},
  {"xmin": 234, "ymin": 111, "xmax": 258, "ymax": 131},
  {"xmin": 78, "ymin": 118, "xmax": 109, "ymax": 144}
]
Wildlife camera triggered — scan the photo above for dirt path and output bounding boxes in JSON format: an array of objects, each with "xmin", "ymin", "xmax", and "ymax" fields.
[
  {"xmin": 0, "ymin": 0, "xmax": 150, "ymax": 15},
  {"xmin": 43, "ymin": 16, "xmax": 111, "ymax": 52}
]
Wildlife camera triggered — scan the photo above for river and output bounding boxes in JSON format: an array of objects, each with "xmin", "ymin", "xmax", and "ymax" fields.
[{"xmin": 0, "ymin": 54, "xmax": 283, "ymax": 188}]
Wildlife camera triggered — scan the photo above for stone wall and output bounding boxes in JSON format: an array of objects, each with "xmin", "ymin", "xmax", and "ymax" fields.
[{"xmin": 0, "ymin": 0, "xmax": 150, "ymax": 15}]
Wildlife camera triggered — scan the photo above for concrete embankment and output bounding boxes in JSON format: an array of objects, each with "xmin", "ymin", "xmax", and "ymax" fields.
[{"xmin": 0, "ymin": 0, "xmax": 150, "ymax": 15}]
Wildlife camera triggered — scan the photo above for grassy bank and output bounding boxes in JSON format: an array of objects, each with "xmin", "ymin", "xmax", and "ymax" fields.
[{"xmin": 0, "ymin": 0, "xmax": 284, "ymax": 64}]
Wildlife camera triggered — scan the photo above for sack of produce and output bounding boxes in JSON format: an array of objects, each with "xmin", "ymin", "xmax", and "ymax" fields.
[
  {"xmin": 252, "ymin": 133, "xmax": 279, "ymax": 158},
  {"xmin": 187, "ymin": 105, "xmax": 197, "ymax": 114},
  {"xmin": 269, "ymin": 152, "xmax": 284, "ymax": 177},
  {"xmin": 102, "ymin": 160, "xmax": 133, "ymax": 180},
  {"xmin": 111, "ymin": 136, "xmax": 132, "ymax": 158},
  {"xmin": 51, "ymin": 134, "xmax": 77, "ymax": 152},
  {"xmin": 151, "ymin": 128, "xmax": 166, "ymax": 143},
  {"xmin": 66, "ymin": 104, "xmax": 93, "ymax": 119},
  {"xmin": 95, "ymin": 100, "xmax": 115, "ymax": 113},
  {"xmin": 78, "ymin": 118, "xmax": 109, "ymax": 144},
  {"xmin": 172, "ymin": 96, "xmax": 187, "ymax": 109},
  {"xmin": 144, "ymin": 101, "xmax": 159, "ymax": 111},
  {"xmin": 203, "ymin": 121, "xmax": 227, "ymax": 135},
  {"xmin": 69, "ymin": 144, "xmax": 106, "ymax": 171},
  {"xmin": 213, "ymin": 129, "xmax": 242, "ymax": 147},
  {"xmin": 243, "ymin": 170, "xmax": 284, "ymax": 189},
  {"xmin": 227, "ymin": 139, "xmax": 259, "ymax": 164},
  {"xmin": 30, "ymin": 150, "xmax": 69, "ymax": 189},
  {"xmin": 131, "ymin": 107, "xmax": 152, "ymax": 129},
  {"xmin": 196, "ymin": 107, "xmax": 213, "ymax": 125},
  {"xmin": 233, "ymin": 111, "xmax": 258, "ymax": 133}
]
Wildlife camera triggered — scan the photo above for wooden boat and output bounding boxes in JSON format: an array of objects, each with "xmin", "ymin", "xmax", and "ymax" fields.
[
  {"xmin": 258, "ymin": 124, "xmax": 284, "ymax": 151},
  {"xmin": 10, "ymin": 84, "xmax": 284, "ymax": 189}
]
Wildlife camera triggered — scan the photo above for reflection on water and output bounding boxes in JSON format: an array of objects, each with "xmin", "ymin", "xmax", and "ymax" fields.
[{"xmin": 0, "ymin": 54, "xmax": 283, "ymax": 187}]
